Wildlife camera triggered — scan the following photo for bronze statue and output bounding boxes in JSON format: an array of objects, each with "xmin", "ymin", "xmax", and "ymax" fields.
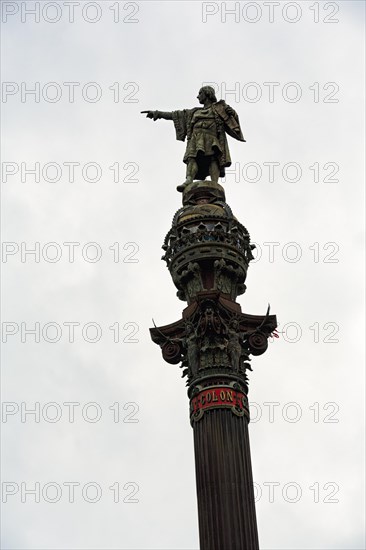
[{"xmin": 141, "ymin": 86, "xmax": 245, "ymax": 192}]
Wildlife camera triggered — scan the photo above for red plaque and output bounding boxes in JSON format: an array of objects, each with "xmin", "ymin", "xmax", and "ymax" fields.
[{"xmin": 190, "ymin": 384, "xmax": 249, "ymax": 424}]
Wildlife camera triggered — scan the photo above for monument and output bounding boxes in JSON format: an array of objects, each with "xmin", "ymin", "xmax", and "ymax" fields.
[{"xmin": 143, "ymin": 86, "xmax": 277, "ymax": 550}]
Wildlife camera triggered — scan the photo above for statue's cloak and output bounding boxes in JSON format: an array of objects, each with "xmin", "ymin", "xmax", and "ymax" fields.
[{"xmin": 213, "ymin": 100, "xmax": 245, "ymax": 142}]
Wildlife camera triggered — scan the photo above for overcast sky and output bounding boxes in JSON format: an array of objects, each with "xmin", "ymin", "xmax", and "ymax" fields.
[{"xmin": 1, "ymin": 1, "xmax": 365, "ymax": 549}]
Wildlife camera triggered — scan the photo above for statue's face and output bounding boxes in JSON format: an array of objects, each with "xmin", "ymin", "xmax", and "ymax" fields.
[{"xmin": 197, "ymin": 89, "xmax": 206, "ymax": 104}]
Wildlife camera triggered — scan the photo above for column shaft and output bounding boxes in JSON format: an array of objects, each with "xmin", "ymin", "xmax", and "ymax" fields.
[{"xmin": 193, "ymin": 409, "xmax": 259, "ymax": 550}]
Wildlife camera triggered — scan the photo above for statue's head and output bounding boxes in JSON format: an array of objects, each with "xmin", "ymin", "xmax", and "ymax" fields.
[{"xmin": 197, "ymin": 86, "xmax": 217, "ymax": 104}]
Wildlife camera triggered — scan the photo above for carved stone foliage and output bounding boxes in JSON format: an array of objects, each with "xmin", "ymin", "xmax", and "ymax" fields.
[{"xmin": 150, "ymin": 293, "xmax": 276, "ymax": 389}]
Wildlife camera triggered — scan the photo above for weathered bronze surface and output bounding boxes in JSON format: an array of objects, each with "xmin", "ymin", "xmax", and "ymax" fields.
[{"xmin": 141, "ymin": 86, "xmax": 245, "ymax": 191}]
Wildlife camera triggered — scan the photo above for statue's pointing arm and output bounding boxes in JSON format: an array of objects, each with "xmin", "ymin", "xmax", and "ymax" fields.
[
  {"xmin": 141, "ymin": 110, "xmax": 173, "ymax": 121},
  {"xmin": 141, "ymin": 109, "xmax": 189, "ymax": 142}
]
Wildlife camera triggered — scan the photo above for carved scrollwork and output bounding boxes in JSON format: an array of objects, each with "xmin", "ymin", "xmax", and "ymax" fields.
[
  {"xmin": 246, "ymin": 331, "xmax": 268, "ymax": 356},
  {"xmin": 162, "ymin": 341, "xmax": 182, "ymax": 364}
]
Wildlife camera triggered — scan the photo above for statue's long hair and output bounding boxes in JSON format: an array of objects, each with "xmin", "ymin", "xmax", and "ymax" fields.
[{"xmin": 200, "ymin": 86, "xmax": 217, "ymax": 103}]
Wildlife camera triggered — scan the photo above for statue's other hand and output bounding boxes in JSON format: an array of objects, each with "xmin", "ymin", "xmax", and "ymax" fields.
[
  {"xmin": 225, "ymin": 106, "xmax": 236, "ymax": 118},
  {"xmin": 141, "ymin": 110, "xmax": 155, "ymax": 120}
]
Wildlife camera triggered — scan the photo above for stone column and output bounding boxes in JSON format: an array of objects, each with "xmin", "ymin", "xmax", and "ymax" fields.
[{"xmin": 150, "ymin": 181, "xmax": 276, "ymax": 550}]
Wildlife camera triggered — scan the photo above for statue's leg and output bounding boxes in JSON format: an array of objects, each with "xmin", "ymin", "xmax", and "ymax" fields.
[
  {"xmin": 209, "ymin": 158, "xmax": 220, "ymax": 183},
  {"xmin": 186, "ymin": 158, "xmax": 198, "ymax": 182},
  {"xmin": 177, "ymin": 158, "xmax": 198, "ymax": 192}
]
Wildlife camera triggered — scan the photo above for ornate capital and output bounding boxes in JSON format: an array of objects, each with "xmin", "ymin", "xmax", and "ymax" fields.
[{"xmin": 150, "ymin": 181, "xmax": 277, "ymax": 422}]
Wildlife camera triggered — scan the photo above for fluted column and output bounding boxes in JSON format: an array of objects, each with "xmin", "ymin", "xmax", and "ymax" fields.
[{"xmin": 193, "ymin": 409, "xmax": 259, "ymax": 550}]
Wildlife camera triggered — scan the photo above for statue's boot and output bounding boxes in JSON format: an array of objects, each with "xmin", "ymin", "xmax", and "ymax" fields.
[{"xmin": 177, "ymin": 179, "xmax": 193, "ymax": 192}]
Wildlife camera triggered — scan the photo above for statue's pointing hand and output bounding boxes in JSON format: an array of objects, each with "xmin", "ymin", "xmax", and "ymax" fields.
[{"xmin": 141, "ymin": 110, "xmax": 159, "ymax": 121}]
